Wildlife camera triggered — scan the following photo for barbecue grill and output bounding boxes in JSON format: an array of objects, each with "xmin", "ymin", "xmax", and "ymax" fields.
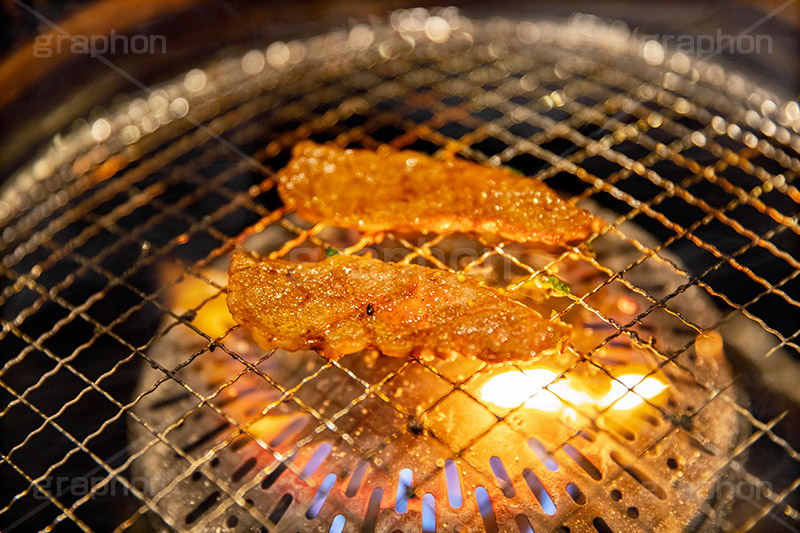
[{"xmin": 1, "ymin": 7, "xmax": 799, "ymax": 532}]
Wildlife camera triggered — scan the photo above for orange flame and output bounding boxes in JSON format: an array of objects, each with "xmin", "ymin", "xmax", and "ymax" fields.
[{"xmin": 479, "ymin": 367, "xmax": 666, "ymax": 413}]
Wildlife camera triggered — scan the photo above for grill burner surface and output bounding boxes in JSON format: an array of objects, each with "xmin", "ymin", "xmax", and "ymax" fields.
[
  {"xmin": 1, "ymin": 8, "xmax": 799, "ymax": 533},
  {"xmin": 132, "ymin": 216, "xmax": 742, "ymax": 531}
]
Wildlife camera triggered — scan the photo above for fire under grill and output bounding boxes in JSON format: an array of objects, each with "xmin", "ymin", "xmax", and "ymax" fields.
[
  {"xmin": 128, "ymin": 221, "xmax": 747, "ymax": 532},
  {"xmin": 1, "ymin": 8, "xmax": 799, "ymax": 533}
]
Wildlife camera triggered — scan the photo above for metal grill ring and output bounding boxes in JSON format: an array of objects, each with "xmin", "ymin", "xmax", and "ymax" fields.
[{"xmin": 1, "ymin": 8, "xmax": 799, "ymax": 533}]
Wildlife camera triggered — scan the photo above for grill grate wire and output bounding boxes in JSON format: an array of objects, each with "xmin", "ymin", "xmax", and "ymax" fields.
[{"xmin": 0, "ymin": 9, "xmax": 799, "ymax": 532}]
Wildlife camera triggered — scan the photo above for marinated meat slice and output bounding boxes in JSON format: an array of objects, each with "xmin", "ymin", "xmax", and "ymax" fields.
[
  {"xmin": 227, "ymin": 253, "xmax": 571, "ymax": 362},
  {"xmin": 276, "ymin": 141, "xmax": 601, "ymax": 245}
]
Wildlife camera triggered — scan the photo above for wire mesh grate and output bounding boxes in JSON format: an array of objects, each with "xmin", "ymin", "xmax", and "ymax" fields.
[{"xmin": 1, "ymin": 8, "xmax": 799, "ymax": 533}]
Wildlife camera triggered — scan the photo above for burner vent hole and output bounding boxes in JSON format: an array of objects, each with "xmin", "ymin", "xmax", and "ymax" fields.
[
  {"xmin": 642, "ymin": 413, "xmax": 660, "ymax": 426},
  {"xmin": 514, "ymin": 514, "xmax": 534, "ymax": 533},
  {"xmin": 231, "ymin": 457, "xmax": 257, "ymax": 483},
  {"xmin": 183, "ymin": 422, "xmax": 228, "ymax": 454},
  {"xmin": 522, "ymin": 469, "xmax": 556, "ymax": 515},
  {"xmin": 527, "ymin": 438, "xmax": 559, "ymax": 471},
  {"xmin": 667, "ymin": 457, "xmax": 678, "ymax": 470},
  {"xmin": 610, "ymin": 451, "xmax": 667, "ymax": 500},
  {"xmin": 605, "ymin": 419, "xmax": 635, "ymax": 441},
  {"xmin": 185, "ymin": 491, "xmax": 220, "ymax": 524},
  {"xmin": 226, "ymin": 516, "xmax": 238, "ymax": 528},
  {"xmin": 610, "ymin": 489, "xmax": 622, "ymax": 501},
  {"xmin": 422, "ymin": 493, "xmax": 436, "ymax": 532},
  {"xmin": 627, "ymin": 506, "xmax": 639, "ymax": 519},
  {"xmin": 563, "ymin": 444, "xmax": 602, "ymax": 480},
  {"xmin": 395, "ymin": 468, "xmax": 413, "ymax": 513},
  {"xmin": 592, "ymin": 517, "xmax": 613, "ymax": 533},
  {"xmin": 300, "ymin": 442, "xmax": 333, "ymax": 479},
  {"xmin": 566, "ymin": 482, "xmax": 586, "ymax": 505},
  {"xmin": 363, "ymin": 488, "xmax": 383, "ymax": 532},
  {"xmin": 262, "ymin": 462, "xmax": 287, "ymax": 490},
  {"xmin": 475, "ymin": 486, "xmax": 499, "ymax": 533},
  {"xmin": 346, "ymin": 459, "xmax": 369, "ymax": 497},
  {"xmin": 307, "ymin": 473, "xmax": 337, "ymax": 519},
  {"xmin": 269, "ymin": 416, "xmax": 308, "ymax": 448},
  {"xmin": 329, "ymin": 514, "xmax": 346, "ymax": 533},
  {"xmin": 268, "ymin": 493, "xmax": 292, "ymax": 525},
  {"xmin": 218, "ymin": 386, "xmax": 256, "ymax": 408},
  {"xmin": 444, "ymin": 459, "xmax": 462, "ymax": 508},
  {"xmin": 231, "ymin": 434, "xmax": 251, "ymax": 451},
  {"xmin": 151, "ymin": 392, "xmax": 191, "ymax": 410},
  {"xmin": 685, "ymin": 434, "xmax": 716, "ymax": 456},
  {"xmin": 489, "ymin": 456, "xmax": 516, "ymax": 498}
]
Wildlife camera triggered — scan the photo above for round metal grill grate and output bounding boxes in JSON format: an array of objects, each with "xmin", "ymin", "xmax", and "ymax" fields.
[{"xmin": 1, "ymin": 8, "xmax": 799, "ymax": 533}]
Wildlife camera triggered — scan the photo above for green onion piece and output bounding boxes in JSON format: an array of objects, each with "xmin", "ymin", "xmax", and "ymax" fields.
[{"xmin": 539, "ymin": 274, "xmax": 571, "ymax": 296}]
